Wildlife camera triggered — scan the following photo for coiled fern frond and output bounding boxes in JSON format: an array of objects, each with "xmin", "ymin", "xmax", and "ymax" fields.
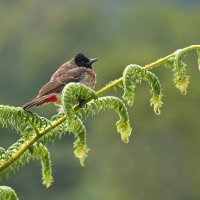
[
  {"xmin": 172, "ymin": 49, "xmax": 189, "ymax": 95},
  {"xmin": 77, "ymin": 96, "xmax": 132, "ymax": 143},
  {"xmin": 122, "ymin": 64, "xmax": 163, "ymax": 114},
  {"xmin": 61, "ymin": 83, "xmax": 98, "ymax": 165}
]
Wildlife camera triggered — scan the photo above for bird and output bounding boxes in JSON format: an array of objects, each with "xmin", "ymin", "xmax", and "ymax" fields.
[{"xmin": 22, "ymin": 53, "xmax": 98, "ymax": 110}]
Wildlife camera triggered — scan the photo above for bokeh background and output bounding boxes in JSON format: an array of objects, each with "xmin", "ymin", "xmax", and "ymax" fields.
[{"xmin": 0, "ymin": 0, "xmax": 200, "ymax": 199}]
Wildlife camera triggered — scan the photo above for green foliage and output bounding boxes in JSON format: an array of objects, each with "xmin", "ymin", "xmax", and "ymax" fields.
[
  {"xmin": 0, "ymin": 106, "xmax": 50, "ymax": 136},
  {"xmin": 0, "ymin": 186, "xmax": 19, "ymax": 200},
  {"xmin": 0, "ymin": 45, "xmax": 200, "ymax": 199},
  {"xmin": 122, "ymin": 64, "xmax": 163, "ymax": 114},
  {"xmin": 77, "ymin": 96, "xmax": 132, "ymax": 143},
  {"xmin": 0, "ymin": 137, "xmax": 31, "ymax": 180},
  {"xmin": 0, "ymin": 106, "xmax": 53, "ymax": 187},
  {"xmin": 164, "ymin": 49, "xmax": 192, "ymax": 95},
  {"xmin": 172, "ymin": 49, "xmax": 189, "ymax": 95},
  {"xmin": 38, "ymin": 112, "xmax": 68, "ymax": 145},
  {"xmin": 36, "ymin": 144, "xmax": 53, "ymax": 188},
  {"xmin": 61, "ymin": 83, "xmax": 98, "ymax": 120},
  {"xmin": 61, "ymin": 83, "xmax": 98, "ymax": 166},
  {"xmin": 61, "ymin": 83, "xmax": 132, "ymax": 164},
  {"xmin": 0, "ymin": 138, "xmax": 53, "ymax": 188}
]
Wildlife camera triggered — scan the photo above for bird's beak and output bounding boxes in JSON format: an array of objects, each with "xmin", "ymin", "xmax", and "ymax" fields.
[{"xmin": 90, "ymin": 58, "xmax": 98, "ymax": 64}]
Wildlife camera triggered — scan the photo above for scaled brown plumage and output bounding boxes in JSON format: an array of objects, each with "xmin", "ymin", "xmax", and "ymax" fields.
[{"xmin": 22, "ymin": 53, "xmax": 98, "ymax": 110}]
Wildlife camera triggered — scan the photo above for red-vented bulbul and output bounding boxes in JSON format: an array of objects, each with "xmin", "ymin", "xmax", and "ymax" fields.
[{"xmin": 22, "ymin": 53, "xmax": 98, "ymax": 110}]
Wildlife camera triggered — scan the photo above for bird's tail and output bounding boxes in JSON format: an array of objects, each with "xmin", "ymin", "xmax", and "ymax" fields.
[{"xmin": 22, "ymin": 96, "xmax": 47, "ymax": 110}]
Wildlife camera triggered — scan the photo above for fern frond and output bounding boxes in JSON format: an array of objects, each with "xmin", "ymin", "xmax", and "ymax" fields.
[
  {"xmin": 0, "ymin": 137, "xmax": 34, "ymax": 180},
  {"xmin": 122, "ymin": 64, "xmax": 163, "ymax": 114},
  {"xmin": 61, "ymin": 83, "xmax": 97, "ymax": 165},
  {"xmin": 77, "ymin": 96, "xmax": 132, "ymax": 143},
  {"xmin": 61, "ymin": 82, "xmax": 98, "ymax": 120},
  {"xmin": 0, "ymin": 186, "xmax": 19, "ymax": 200},
  {"xmin": 34, "ymin": 144, "xmax": 53, "ymax": 188},
  {"xmin": 143, "ymin": 71, "xmax": 163, "ymax": 115},
  {"xmin": 0, "ymin": 137, "xmax": 53, "ymax": 188},
  {"xmin": 0, "ymin": 106, "xmax": 51, "ymax": 136},
  {"xmin": 0, "ymin": 106, "xmax": 70, "ymax": 178},
  {"xmin": 38, "ymin": 112, "xmax": 67, "ymax": 145},
  {"xmin": 122, "ymin": 64, "xmax": 143, "ymax": 106},
  {"xmin": 0, "ymin": 148, "xmax": 9, "ymax": 165},
  {"xmin": 172, "ymin": 49, "xmax": 189, "ymax": 95},
  {"xmin": 163, "ymin": 57, "xmax": 175, "ymax": 69},
  {"xmin": 69, "ymin": 118, "xmax": 89, "ymax": 166}
]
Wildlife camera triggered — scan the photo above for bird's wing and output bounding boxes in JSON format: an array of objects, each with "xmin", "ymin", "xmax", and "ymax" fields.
[
  {"xmin": 50, "ymin": 60, "xmax": 76, "ymax": 82},
  {"xmin": 37, "ymin": 68, "xmax": 85, "ymax": 97}
]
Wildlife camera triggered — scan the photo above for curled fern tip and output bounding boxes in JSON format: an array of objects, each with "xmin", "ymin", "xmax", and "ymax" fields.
[
  {"xmin": 116, "ymin": 121, "xmax": 132, "ymax": 143},
  {"xmin": 150, "ymin": 95, "xmax": 163, "ymax": 115},
  {"xmin": 74, "ymin": 144, "xmax": 89, "ymax": 166}
]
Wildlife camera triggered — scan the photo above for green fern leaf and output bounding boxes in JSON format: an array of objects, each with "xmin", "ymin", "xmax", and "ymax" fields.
[
  {"xmin": 0, "ymin": 137, "xmax": 34, "ymax": 180},
  {"xmin": 122, "ymin": 64, "xmax": 144, "ymax": 106},
  {"xmin": 77, "ymin": 96, "xmax": 132, "ymax": 143},
  {"xmin": 61, "ymin": 83, "xmax": 97, "ymax": 165},
  {"xmin": 0, "ymin": 186, "xmax": 19, "ymax": 200},
  {"xmin": 172, "ymin": 49, "xmax": 190, "ymax": 95},
  {"xmin": 143, "ymin": 70, "xmax": 163, "ymax": 115},
  {"xmin": 35, "ymin": 144, "xmax": 53, "ymax": 188},
  {"xmin": 0, "ymin": 106, "xmax": 51, "ymax": 136},
  {"xmin": 122, "ymin": 64, "xmax": 163, "ymax": 114}
]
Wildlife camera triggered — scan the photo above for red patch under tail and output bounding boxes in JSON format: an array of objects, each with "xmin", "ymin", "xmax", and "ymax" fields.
[{"xmin": 44, "ymin": 95, "xmax": 58, "ymax": 103}]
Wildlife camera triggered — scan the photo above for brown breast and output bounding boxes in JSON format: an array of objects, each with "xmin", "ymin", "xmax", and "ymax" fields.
[{"xmin": 79, "ymin": 68, "xmax": 96, "ymax": 89}]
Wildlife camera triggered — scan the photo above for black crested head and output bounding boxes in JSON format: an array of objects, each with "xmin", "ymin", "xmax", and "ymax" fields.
[{"xmin": 74, "ymin": 53, "xmax": 98, "ymax": 68}]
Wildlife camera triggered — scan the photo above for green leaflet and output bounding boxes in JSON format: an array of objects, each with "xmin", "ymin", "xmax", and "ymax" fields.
[
  {"xmin": 0, "ymin": 106, "xmax": 51, "ymax": 136},
  {"xmin": 61, "ymin": 83, "xmax": 132, "ymax": 164},
  {"xmin": 172, "ymin": 49, "xmax": 190, "ymax": 95},
  {"xmin": 122, "ymin": 64, "xmax": 143, "ymax": 106},
  {"xmin": 144, "ymin": 71, "xmax": 163, "ymax": 115},
  {"xmin": 164, "ymin": 57, "xmax": 175, "ymax": 69},
  {"xmin": 61, "ymin": 83, "xmax": 98, "ymax": 165},
  {"xmin": 0, "ymin": 106, "xmax": 54, "ymax": 183},
  {"xmin": 70, "ymin": 118, "xmax": 89, "ymax": 166},
  {"xmin": 39, "ymin": 112, "xmax": 68, "ymax": 145},
  {"xmin": 62, "ymin": 82, "xmax": 98, "ymax": 120},
  {"xmin": 0, "ymin": 186, "xmax": 19, "ymax": 200},
  {"xmin": 0, "ymin": 138, "xmax": 53, "ymax": 188},
  {"xmin": 122, "ymin": 64, "xmax": 163, "ymax": 115},
  {"xmin": 77, "ymin": 96, "xmax": 132, "ymax": 143},
  {"xmin": 36, "ymin": 144, "xmax": 53, "ymax": 188},
  {"xmin": 0, "ymin": 148, "xmax": 9, "ymax": 166},
  {"xmin": 0, "ymin": 137, "xmax": 30, "ymax": 180}
]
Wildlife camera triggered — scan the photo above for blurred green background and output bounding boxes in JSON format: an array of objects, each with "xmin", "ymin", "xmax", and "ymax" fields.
[{"xmin": 0, "ymin": 0, "xmax": 200, "ymax": 199}]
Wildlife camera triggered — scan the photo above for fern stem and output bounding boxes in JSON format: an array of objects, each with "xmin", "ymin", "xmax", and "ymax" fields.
[
  {"xmin": 96, "ymin": 45, "xmax": 200, "ymax": 93},
  {"xmin": 0, "ymin": 116, "xmax": 66, "ymax": 172},
  {"xmin": 0, "ymin": 44, "xmax": 199, "ymax": 173},
  {"xmin": 144, "ymin": 45, "xmax": 200, "ymax": 70},
  {"xmin": 96, "ymin": 78, "xmax": 123, "ymax": 95}
]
